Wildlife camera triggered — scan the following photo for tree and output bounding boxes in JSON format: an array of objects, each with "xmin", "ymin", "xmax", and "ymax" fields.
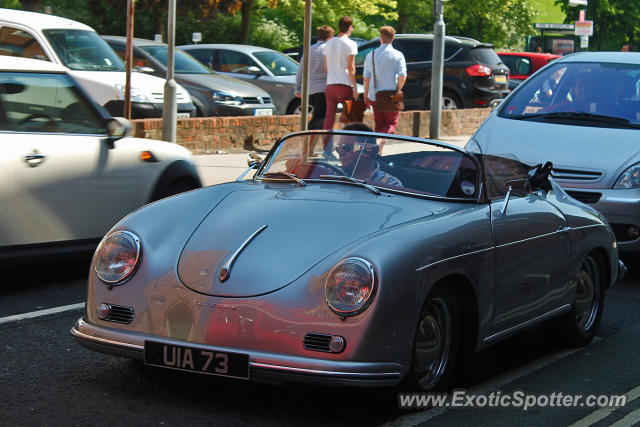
[{"xmin": 556, "ymin": 0, "xmax": 640, "ymax": 51}]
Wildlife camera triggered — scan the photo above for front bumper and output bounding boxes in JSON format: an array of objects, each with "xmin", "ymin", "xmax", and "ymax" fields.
[
  {"xmin": 563, "ymin": 186, "xmax": 640, "ymax": 252},
  {"xmin": 70, "ymin": 318, "xmax": 403, "ymax": 387}
]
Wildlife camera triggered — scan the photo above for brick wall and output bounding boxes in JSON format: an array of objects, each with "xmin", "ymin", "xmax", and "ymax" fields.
[{"xmin": 131, "ymin": 109, "xmax": 491, "ymax": 154}]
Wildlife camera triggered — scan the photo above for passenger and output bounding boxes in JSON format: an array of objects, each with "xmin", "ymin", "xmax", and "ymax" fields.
[{"xmin": 336, "ymin": 122, "xmax": 402, "ymax": 187}]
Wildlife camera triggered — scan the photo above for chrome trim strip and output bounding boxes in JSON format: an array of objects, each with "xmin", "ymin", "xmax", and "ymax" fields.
[
  {"xmin": 250, "ymin": 362, "xmax": 401, "ymax": 378},
  {"xmin": 483, "ymin": 304, "xmax": 571, "ymax": 345},
  {"xmin": 219, "ymin": 224, "xmax": 268, "ymax": 282},
  {"xmin": 602, "ymin": 197, "xmax": 640, "ymax": 204},
  {"xmin": 70, "ymin": 327, "xmax": 144, "ymax": 351},
  {"xmin": 416, "ymin": 246, "xmax": 493, "ymax": 272}
]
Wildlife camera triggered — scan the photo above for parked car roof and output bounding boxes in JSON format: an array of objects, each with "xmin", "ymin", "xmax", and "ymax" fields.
[
  {"xmin": 0, "ymin": 55, "xmax": 66, "ymax": 72},
  {"xmin": 0, "ymin": 7, "xmax": 92, "ymax": 30}
]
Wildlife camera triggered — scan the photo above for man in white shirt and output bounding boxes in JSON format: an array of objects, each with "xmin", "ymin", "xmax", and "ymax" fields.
[
  {"xmin": 363, "ymin": 26, "xmax": 407, "ymax": 134},
  {"xmin": 295, "ymin": 25, "xmax": 334, "ymax": 129},
  {"xmin": 322, "ymin": 15, "xmax": 359, "ymax": 136}
]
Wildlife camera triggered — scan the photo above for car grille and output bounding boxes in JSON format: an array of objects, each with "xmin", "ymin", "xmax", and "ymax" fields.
[
  {"xmin": 303, "ymin": 333, "xmax": 333, "ymax": 352},
  {"xmin": 244, "ymin": 96, "xmax": 271, "ymax": 104},
  {"xmin": 552, "ymin": 168, "xmax": 602, "ymax": 181},
  {"xmin": 149, "ymin": 92, "xmax": 189, "ymax": 103},
  {"xmin": 105, "ymin": 305, "xmax": 135, "ymax": 324},
  {"xmin": 565, "ymin": 190, "xmax": 602, "ymax": 204}
]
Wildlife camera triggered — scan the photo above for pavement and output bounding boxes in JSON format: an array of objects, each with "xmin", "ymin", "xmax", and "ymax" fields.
[{"xmin": 194, "ymin": 134, "xmax": 472, "ymax": 187}]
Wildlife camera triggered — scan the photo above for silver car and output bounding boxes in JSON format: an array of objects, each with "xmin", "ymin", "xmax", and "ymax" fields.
[
  {"xmin": 0, "ymin": 57, "xmax": 201, "ymax": 263},
  {"xmin": 178, "ymin": 44, "xmax": 299, "ymax": 115},
  {"xmin": 72, "ymin": 129, "xmax": 623, "ymax": 391},
  {"xmin": 469, "ymin": 52, "xmax": 640, "ymax": 252}
]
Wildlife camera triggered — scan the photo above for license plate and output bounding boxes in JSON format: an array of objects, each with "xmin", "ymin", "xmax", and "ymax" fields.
[
  {"xmin": 176, "ymin": 113, "xmax": 191, "ymax": 119},
  {"xmin": 494, "ymin": 75, "xmax": 507, "ymax": 84},
  {"xmin": 254, "ymin": 109, "xmax": 272, "ymax": 116},
  {"xmin": 144, "ymin": 341, "xmax": 249, "ymax": 379}
]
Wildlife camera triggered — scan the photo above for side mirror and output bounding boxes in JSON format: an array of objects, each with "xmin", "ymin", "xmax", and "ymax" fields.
[
  {"xmin": 247, "ymin": 66, "xmax": 263, "ymax": 75},
  {"xmin": 105, "ymin": 117, "xmax": 132, "ymax": 148},
  {"xmin": 134, "ymin": 66, "xmax": 156, "ymax": 74},
  {"xmin": 247, "ymin": 151, "xmax": 265, "ymax": 167},
  {"xmin": 527, "ymin": 161, "xmax": 553, "ymax": 192}
]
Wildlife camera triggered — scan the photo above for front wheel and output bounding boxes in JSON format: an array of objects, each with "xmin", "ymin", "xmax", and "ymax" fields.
[
  {"xmin": 543, "ymin": 253, "xmax": 605, "ymax": 347},
  {"xmin": 407, "ymin": 287, "xmax": 461, "ymax": 391}
]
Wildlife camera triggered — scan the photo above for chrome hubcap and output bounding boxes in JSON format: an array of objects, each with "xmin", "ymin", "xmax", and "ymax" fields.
[
  {"xmin": 415, "ymin": 298, "xmax": 451, "ymax": 389},
  {"xmin": 442, "ymin": 97, "xmax": 458, "ymax": 110},
  {"xmin": 575, "ymin": 257, "xmax": 599, "ymax": 332}
]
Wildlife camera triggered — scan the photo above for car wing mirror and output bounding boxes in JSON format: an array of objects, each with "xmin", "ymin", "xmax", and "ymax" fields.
[
  {"xmin": 247, "ymin": 66, "xmax": 263, "ymax": 75},
  {"xmin": 247, "ymin": 151, "xmax": 265, "ymax": 167},
  {"xmin": 134, "ymin": 66, "xmax": 156, "ymax": 74},
  {"xmin": 527, "ymin": 161, "xmax": 553, "ymax": 192},
  {"xmin": 105, "ymin": 117, "xmax": 132, "ymax": 148}
]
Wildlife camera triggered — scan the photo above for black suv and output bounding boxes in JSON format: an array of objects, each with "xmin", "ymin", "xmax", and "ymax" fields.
[{"xmin": 355, "ymin": 34, "xmax": 509, "ymax": 109}]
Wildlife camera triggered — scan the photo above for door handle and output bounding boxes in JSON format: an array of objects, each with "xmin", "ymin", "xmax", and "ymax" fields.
[{"xmin": 24, "ymin": 153, "xmax": 46, "ymax": 167}]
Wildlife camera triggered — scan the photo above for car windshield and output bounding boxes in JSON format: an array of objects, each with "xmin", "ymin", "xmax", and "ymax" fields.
[
  {"xmin": 253, "ymin": 51, "xmax": 298, "ymax": 76},
  {"xmin": 256, "ymin": 131, "xmax": 480, "ymax": 200},
  {"xmin": 500, "ymin": 61, "xmax": 640, "ymax": 125},
  {"xmin": 139, "ymin": 45, "xmax": 212, "ymax": 74},
  {"xmin": 0, "ymin": 71, "xmax": 106, "ymax": 134},
  {"xmin": 43, "ymin": 30, "xmax": 124, "ymax": 71}
]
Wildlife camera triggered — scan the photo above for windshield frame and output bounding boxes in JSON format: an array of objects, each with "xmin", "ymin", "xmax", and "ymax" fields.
[{"xmin": 255, "ymin": 130, "xmax": 484, "ymax": 203}]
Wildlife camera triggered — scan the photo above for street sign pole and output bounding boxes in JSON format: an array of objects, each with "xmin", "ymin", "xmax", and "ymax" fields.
[
  {"xmin": 430, "ymin": 0, "xmax": 445, "ymax": 139},
  {"xmin": 300, "ymin": 0, "xmax": 312, "ymax": 130},
  {"xmin": 124, "ymin": 0, "xmax": 134, "ymax": 119},
  {"xmin": 162, "ymin": 0, "xmax": 177, "ymax": 142}
]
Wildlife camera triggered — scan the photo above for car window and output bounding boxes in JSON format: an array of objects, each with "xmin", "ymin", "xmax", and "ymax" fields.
[
  {"xmin": 0, "ymin": 26, "xmax": 49, "ymax": 61},
  {"xmin": 253, "ymin": 51, "xmax": 298, "ymax": 76},
  {"xmin": 109, "ymin": 43, "xmax": 153, "ymax": 69},
  {"xmin": 217, "ymin": 50, "xmax": 259, "ymax": 73},
  {"xmin": 140, "ymin": 45, "xmax": 211, "ymax": 74},
  {"xmin": 185, "ymin": 49, "xmax": 215, "ymax": 69},
  {"xmin": 466, "ymin": 47, "xmax": 503, "ymax": 67},
  {"xmin": 480, "ymin": 154, "xmax": 531, "ymax": 200},
  {"xmin": 43, "ymin": 29, "xmax": 123, "ymax": 71},
  {"xmin": 258, "ymin": 132, "xmax": 480, "ymax": 199},
  {"xmin": 355, "ymin": 41, "xmax": 379, "ymax": 66},
  {"xmin": 0, "ymin": 71, "xmax": 106, "ymax": 134},
  {"xmin": 500, "ymin": 55, "xmax": 531, "ymax": 75},
  {"xmin": 500, "ymin": 62, "xmax": 640, "ymax": 124},
  {"xmin": 400, "ymin": 40, "xmax": 433, "ymax": 62}
]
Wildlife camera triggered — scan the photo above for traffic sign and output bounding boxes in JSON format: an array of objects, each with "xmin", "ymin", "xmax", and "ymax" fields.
[{"xmin": 574, "ymin": 21, "xmax": 593, "ymax": 36}]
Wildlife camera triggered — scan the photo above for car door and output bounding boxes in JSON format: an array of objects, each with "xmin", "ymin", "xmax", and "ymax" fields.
[
  {"xmin": 483, "ymin": 155, "xmax": 571, "ymax": 334},
  {"xmin": 0, "ymin": 70, "xmax": 142, "ymax": 247}
]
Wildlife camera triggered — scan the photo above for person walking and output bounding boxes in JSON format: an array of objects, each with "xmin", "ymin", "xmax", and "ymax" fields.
[
  {"xmin": 322, "ymin": 15, "xmax": 359, "ymax": 135},
  {"xmin": 294, "ymin": 25, "xmax": 334, "ymax": 129},
  {"xmin": 362, "ymin": 26, "xmax": 406, "ymax": 135}
]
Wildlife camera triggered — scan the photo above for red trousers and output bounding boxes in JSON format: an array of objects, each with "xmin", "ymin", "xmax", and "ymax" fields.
[
  {"xmin": 372, "ymin": 100, "xmax": 400, "ymax": 134},
  {"xmin": 323, "ymin": 84, "xmax": 353, "ymax": 130}
]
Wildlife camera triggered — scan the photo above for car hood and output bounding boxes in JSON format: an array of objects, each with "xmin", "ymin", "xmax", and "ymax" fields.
[
  {"xmin": 176, "ymin": 73, "xmax": 271, "ymax": 97},
  {"xmin": 177, "ymin": 186, "xmax": 434, "ymax": 297},
  {"xmin": 475, "ymin": 115, "xmax": 640, "ymax": 187}
]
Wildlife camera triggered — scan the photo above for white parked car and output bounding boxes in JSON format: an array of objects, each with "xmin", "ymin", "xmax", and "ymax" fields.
[
  {"xmin": 0, "ymin": 8, "xmax": 196, "ymax": 119},
  {"xmin": 0, "ymin": 57, "xmax": 202, "ymax": 263}
]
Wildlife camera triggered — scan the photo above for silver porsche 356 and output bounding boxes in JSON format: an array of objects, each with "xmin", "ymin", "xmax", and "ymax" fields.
[{"xmin": 71, "ymin": 130, "xmax": 625, "ymax": 391}]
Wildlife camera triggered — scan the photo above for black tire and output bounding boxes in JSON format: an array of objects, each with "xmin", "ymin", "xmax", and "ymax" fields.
[
  {"xmin": 543, "ymin": 253, "xmax": 606, "ymax": 347},
  {"xmin": 154, "ymin": 179, "xmax": 196, "ymax": 201},
  {"xmin": 406, "ymin": 286, "xmax": 462, "ymax": 391}
]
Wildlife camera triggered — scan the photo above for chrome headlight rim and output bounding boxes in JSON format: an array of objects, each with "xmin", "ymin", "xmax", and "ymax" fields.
[
  {"xmin": 94, "ymin": 230, "xmax": 142, "ymax": 286},
  {"xmin": 325, "ymin": 257, "xmax": 377, "ymax": 317}
]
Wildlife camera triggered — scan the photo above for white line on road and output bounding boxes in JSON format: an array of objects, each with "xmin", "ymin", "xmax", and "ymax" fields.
[
  {"xmin": 569, "ymin": 384, "xmax": 640, "ymax": 427},
  {"xmin": 0, "ymin": 302, "xmax": 84, "ymax": 325}
]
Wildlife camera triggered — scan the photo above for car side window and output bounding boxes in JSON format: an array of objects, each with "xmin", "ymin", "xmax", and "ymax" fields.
[
  {"xmin": 0, "ymin": 26, "xmax": 49, "ymax": 61},
  {"xmin": 355, "ymin": 43, "xmax": 378, "ymax": 66},
  {"xmin": 218, "ymin": 50, "xmax": 258, "ymax": 73},
  {"xmin": 400, "ymin": 40, "xmax": 432, "ymax": 62},
  {"xmin": 187, "ymin": 49, "xmax": 215, "ymax": 69},
  {"xmin": 109, "ymin": 44, "xmax": 152, "ymax": 69},
  {"xmin": 0, "ymin": 71, "xmax": 106, "ymax": 134},
  {"xmin": 501, "ymin": 56, "xmax": 531, "ymax": 75},
  {"xmin": 481, "ymin": 154, "xmax": 531, "ymax": 200}
]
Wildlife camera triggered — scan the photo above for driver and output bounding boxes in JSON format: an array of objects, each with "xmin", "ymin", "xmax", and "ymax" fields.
[{"xmin": 337, "ymin": 123, "xmax": 403, "ymax": 187}]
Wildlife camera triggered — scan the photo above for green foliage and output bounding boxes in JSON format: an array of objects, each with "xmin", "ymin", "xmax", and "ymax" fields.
[
  {"xmin": 0, "ymin": 0, "xmax": 21, "ymax": 8},
  {"xmin": 248, "ymin": 17, "xmax": 299, "ymax": 50},
  {"xmin": 529, "ymin": 0, "xmax": 565, "ymax": 23},
  {"xmin": 556, "ymin": 0, "xmax": 640, "ymax": 51}
]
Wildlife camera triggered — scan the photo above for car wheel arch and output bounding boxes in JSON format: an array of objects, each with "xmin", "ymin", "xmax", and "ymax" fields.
[{"xmin": 148, "ymin": 160, "xmax": 202, "ymax": 202}]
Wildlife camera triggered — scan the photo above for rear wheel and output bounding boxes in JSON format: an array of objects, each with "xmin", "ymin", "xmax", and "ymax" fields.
[
  {"xmin": 442, "ymin": 90, "xmax": 462, "ymax": 110},
  {"xmin": 407, "ymin": 287, "xmax": 461, "ymax": 391},
  {"xmin": 543, "ymin": 253, "xmax": 605, "ymax": 347}
]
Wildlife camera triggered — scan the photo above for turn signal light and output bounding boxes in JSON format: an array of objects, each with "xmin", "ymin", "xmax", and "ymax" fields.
[{"xmin": 141, "ymin": 151, "xmax": 158, "ymax": 162}]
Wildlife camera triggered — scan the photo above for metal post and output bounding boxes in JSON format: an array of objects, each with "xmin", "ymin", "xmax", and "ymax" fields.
[
  {"xmin": 124, "ymin": 0, "xmax": 134, "ymax": 119},
  {"xmin": 162, "ymin": 0, "xmax": 177, "ymax": 142},
  {"xmin": 300, "ymin": 0, "xmax": 312, "ymax": 130},
  {"xmin": 430, "ymin": 0, "xmax": 445, "ymax": 139}
]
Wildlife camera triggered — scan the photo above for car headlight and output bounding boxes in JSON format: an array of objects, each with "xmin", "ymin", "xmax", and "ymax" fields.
[
  {"xmin": 325, "ymin": 257, "xmax": 376, "ymax": 316},
  {"xmin": 115, "ymin": 84, "xmax": 150, "ymax": 103},
  {"xmin": 211, "ymin": 91, "xmax": 243, "ymax": 105},
  {"xmin": 94, "ymin": 230, "xmax": 141, "ymax": 286},
  {"xmin": 614, "ymin": 164, "xmax": 640, "ymax": 189}
]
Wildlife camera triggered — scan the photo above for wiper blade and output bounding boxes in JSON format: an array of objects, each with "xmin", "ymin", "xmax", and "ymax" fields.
[
  {"xmin": 511, "ymin": 112, "xmax": 640, "ymax": 128},
  {"xmin": 262, "ymin": 172, "xmax": 306, "ymax": 185},
  {"xmin": 319, "ymin": 174, "xmax": 381, "ymax": 195}
]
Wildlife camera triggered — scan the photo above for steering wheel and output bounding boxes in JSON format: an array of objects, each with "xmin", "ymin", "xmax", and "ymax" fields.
[{"xmin": 305, "ymin": 160, "xmax": 346, "ymax": 178}]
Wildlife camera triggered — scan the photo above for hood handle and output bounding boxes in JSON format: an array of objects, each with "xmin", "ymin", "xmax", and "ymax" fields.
[{"xmin": 219, "ymin": 224, "xmax": 268, "ymax": 282}]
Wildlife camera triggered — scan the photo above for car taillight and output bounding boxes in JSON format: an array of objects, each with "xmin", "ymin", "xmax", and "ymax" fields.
[{"xmin": 465, "ymin": 64, "xmax": 492, "ymax": 77}]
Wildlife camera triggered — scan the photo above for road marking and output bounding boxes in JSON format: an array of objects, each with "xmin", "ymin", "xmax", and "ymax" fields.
[
  {"xmin": 569, "ymin": 384, "xmax": 640, "ymax": 427},
  {"xmin": 385, "ymin": 338, "xmax": 599, "ymax": 427},
  {"xmin": 0, "ymin": 302, "xmax": 84, "ymax": 325},
  {"xmin": 610, "ymin": 408, "xmax": 640, "ymax": 427}
]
